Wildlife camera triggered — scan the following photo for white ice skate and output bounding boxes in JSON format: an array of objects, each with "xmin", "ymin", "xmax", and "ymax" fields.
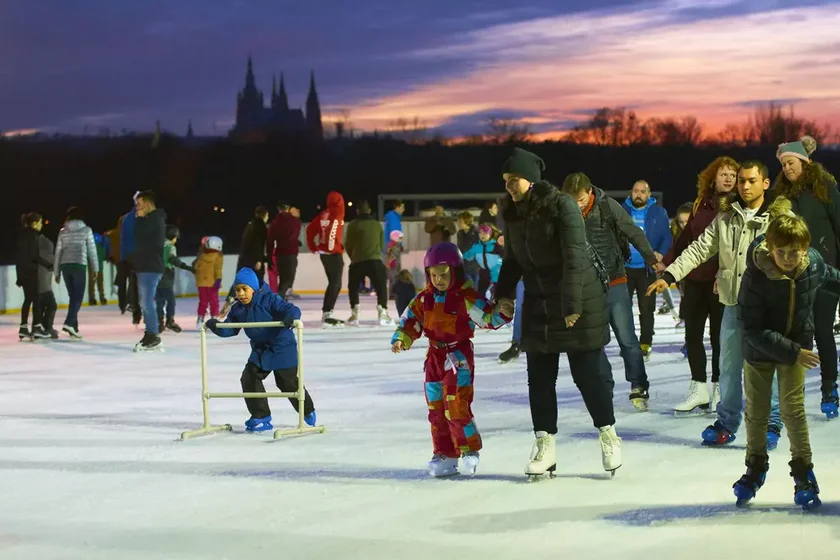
[
  {"xmin": 196, "ymin": 315, "xmax": 205, "ymax": 330},
  {"xmin": 347, "ymin": 305, "xmax": 360, "ymax": 326},
  {"xmin": 599, "ymin": 425, "xmax": 622, "ymax": 475},
  {"xmin": 710, "ymin": 382, "xmax": 721, "ymax": 414},
  {"xmin": 377, "ymin": 305, "xmax": 395, "ymax": 326},
  {"xmin": 525, "ymin": 431, "xmax": 557, "ymax": 480},
  {"xmin": 674, "ymin": 380, "xmax": 710, "ymax": 416},
  {"xmin": 321, "ymin": 311, "xmax": 345, "ymax": 329},
  {"xmin": 428, "ymin": 454, "xmax": 459, "ymax": 477},
  {"xmin": 460, "ymin": 452, "xmax": 480, "ymax": 476}
]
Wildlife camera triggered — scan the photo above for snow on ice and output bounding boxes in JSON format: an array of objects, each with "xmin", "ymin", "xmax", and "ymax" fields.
[{"xmin": 1, "ymin": 295, "xmax": 840, "ymax": 560}]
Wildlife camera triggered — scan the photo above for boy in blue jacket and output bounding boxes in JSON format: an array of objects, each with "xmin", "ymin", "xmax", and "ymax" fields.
[
  {"xmin": 205, "ymin": 268, "xmax": 316, "ymax": 432},
  {"xmin": 461, "ymin": 224, "xmax": 503, "ymax": 297}
]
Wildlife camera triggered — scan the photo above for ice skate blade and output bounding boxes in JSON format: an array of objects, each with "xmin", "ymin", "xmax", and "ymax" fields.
[
  {"xmin": 526, "ymin": 464, "xmax": 556, "ymax": 481},
  {"xmin": 429, "ymin": 470, "xmax": 459, "ymax": 479},
  {"xmin": 631, "ymin": 399, "xmax": 649, "ymax": 412},
  {"xmin": 133, "ymin": 346, "xmax": 164, "ymax": 353},
  {"xmin": 799, "ymin": 496, "xmax": 822, "ymax": 511},
  {"xmin": 674, "ymin": 405, "xmax": 710, "ymax": 417}
]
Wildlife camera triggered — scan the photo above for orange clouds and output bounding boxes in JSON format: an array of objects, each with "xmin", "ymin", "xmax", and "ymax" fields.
[{"xmin": 326, "ymin": 3, "xmax": 840, "ymax": 139}]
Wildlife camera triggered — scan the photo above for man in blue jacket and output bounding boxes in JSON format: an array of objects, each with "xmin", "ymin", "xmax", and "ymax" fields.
[
  {"xmin": 119, "ymin": 194, "xmax": 140, "ymax": 322},
  {"xmin": 622, "ymin": 180, "xmax": 671, "ymax": 359}
]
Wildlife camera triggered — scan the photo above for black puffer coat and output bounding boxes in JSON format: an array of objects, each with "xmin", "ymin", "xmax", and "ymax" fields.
[
  {"xmin": 738, "ymin": 235, "xmax": 840, "ymax": 365},
  {"xmin": 496, "ymin": 181, "xmax": 610, "ymax": 353}
]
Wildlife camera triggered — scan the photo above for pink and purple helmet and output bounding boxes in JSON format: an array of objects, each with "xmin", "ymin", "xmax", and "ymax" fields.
[
  {"xmin": 390, "ymin": 230, "xmax": 404, "ymax": 242},
  {"xmin": 424, "ymin": 242, "xmax": 464, "ymax": 289}
]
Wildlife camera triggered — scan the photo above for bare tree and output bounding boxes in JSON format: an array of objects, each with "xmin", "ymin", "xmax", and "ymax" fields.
[
  {"xmin": 485, "ymin": 117, "xmax": 531, "ymax": 144},
  {"xmin": 387, "ymin": 116, "xmax": 429, "ymax": 144},
  {"xmin": 566, "ymin": 107, "xmax": 652, "ymax": 146},
  {"xmin": 647, "ymin": 116, "xmax": 703, "ymax": 145},
  {"xmin": 716, "ymin": 102, "xmax": 834, "ymax": 146}
]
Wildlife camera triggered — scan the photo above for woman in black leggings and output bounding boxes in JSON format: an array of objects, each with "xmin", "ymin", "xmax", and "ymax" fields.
[{"xmin": 16, "ymin": 212, "xmax": 51, "ymax": 339}]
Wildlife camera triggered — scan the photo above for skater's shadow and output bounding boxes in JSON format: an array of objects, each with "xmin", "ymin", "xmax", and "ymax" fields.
[
  {"xmin": 567, "ymin": 429, "xmax": 747, "ymax": 450},
  {"xmin": 602, "ymin": 501, "xmax": 840, "ymax": 527}
]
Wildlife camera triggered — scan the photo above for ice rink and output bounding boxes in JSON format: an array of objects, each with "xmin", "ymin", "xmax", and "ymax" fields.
[{"xmin": 2, "ymin": 294, "xmax": 840, "ymax": 560}]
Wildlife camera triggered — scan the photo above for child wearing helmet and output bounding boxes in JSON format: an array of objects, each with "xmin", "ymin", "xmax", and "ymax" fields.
[
  {"xmin": 461, "ymin": 224, "xmax": 503, "ymax": 299},
  {"xmin": 385, "ymin": 229, "xmax": 404, "ymax": 295},
  {"xmin": 391, "ymin": 242, "xmax": 513, "ymax": 478},
  {"xmin": 195, "ymin": 236, "xmax": 224, "ymax": 327}
]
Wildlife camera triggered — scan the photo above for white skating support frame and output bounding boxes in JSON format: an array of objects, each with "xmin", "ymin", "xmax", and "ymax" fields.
[{"xmin": 180, "ymin": 319, "xmax": 326, "ymax": 440}]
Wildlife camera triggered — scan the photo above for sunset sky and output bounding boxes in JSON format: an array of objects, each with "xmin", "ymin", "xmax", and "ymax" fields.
[{"xmin": 2, "ymin": 0, "xmax": 840, "ymax": 139}]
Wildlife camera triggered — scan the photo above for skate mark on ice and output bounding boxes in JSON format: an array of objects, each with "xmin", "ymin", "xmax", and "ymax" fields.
[{"xmin": 602, "ymin": 501, "xmax": 840, "ymax": 527}]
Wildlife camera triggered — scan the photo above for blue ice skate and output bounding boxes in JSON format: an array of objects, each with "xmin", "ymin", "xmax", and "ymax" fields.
[
  {"xmin": 790, "ymin": 459, "xmax": 821, "ymax": 511},
  {"xmin": 304, "ymin": 411, "xmax": 317, "ymax": 427},
  {"xmin": 701, "ymin": 421, "xmax": 735, "ymax": 446},
  {"xmin": 766, "ymin": 425, "xmax": 782, "ymax": 452},
  {"xmin": 733, "ymin": 456, "xmax": 767, "ymax": 508},
  {"xmin": 820, "ymin": 386, "xmax": 838, "ymax": 419},
  {"xmin": 245, "ymin": 416, "xmax": 273, "ymax": 432}
]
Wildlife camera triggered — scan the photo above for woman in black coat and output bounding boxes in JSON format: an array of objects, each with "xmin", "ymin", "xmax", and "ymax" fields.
[
  {"xmin": 494, "ymin": 148, "xmax": 621, "ymax": 479},
  {"xmin": 16, "ymin": 212, "xmax": 52, "ymax": 339},
  {"xmin": 773, "ymin": 135, "xmax": 840, "ymax": 414}
]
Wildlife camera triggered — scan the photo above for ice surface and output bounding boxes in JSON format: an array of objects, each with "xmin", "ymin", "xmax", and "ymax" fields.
[{"xmin": 2, "ymin": 295, "xmax": 840, "ymax": 560}]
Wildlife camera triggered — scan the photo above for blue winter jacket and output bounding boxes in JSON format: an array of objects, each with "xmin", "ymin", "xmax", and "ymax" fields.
[
  {"xmin": 206, "ymin": 286, "xmax": 302, "ymax": 371},
  {"xmin": 622, "ymin": 197, "xmax": 671, "ymax": 268},
  {"xmin": 462, "ymin": 239, "xmax": 503, "ymax": 282},
  {"xmin": 384, "ymin": 209, "xmax": 402, "ymax": 249},
  {"xmin": 120, "ymin": 209, "xmax": 136, "ymax": 261}
]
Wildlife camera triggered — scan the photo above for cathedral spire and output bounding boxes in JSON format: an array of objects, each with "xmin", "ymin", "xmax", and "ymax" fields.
[
  {"xmin": 277, "ymin": 72, "xmax": 289, "ymax": 112},
  {"xmin": 245, "ymin": 55, "xmax": 256, "ymax": 89},
  {"xmin": 306, "ymin": 70, "xmax": 323, "ymax": 139},
  {"xmin": 186, "ymin": 119, "xmax": 194, "ymax": 138}
]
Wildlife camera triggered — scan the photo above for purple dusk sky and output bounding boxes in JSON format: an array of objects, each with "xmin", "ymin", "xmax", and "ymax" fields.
[{"xmin": 1, "ymin": 0, "xmax": 839, "ymax": 139}]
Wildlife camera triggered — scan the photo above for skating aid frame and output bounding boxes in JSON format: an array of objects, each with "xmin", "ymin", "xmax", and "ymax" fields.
[{"xmin": 180, "ymin": 320, "xmax": 326, "ymax": 440}]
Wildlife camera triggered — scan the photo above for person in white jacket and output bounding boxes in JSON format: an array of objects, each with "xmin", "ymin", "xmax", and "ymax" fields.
[
  {"xmin": 648, "ymin": 161, "xmax": 783, "ymax": 450},
  {"xmin": 54, "ymin": 206, "xmax": 99, "ymax": 339}
]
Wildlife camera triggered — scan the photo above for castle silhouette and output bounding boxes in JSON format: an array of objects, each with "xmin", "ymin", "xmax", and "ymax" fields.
[{"xmin": 233, "ymin": 57, "xmax": 323, "ymax": 138}]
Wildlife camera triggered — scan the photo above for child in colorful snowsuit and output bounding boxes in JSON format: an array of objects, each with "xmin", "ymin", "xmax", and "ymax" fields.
[
  {"xmin": 391, "ymin": 242, "xmax": 512, "ymax": 477},
  {"xmin": 194, "ymin": 236, "xmax": 224, "ymax": 325},
  {"xmin": 385, "ymin": 230, "xmax": 404, "ymax": 295},
  {"xmin": 206, "ymin": 268, "xmax": 316, "ymax": 432},
  {"xmin": 156, "ymin": 225, "xmax": 194, "ymax": 333},
  {"xmin": 733, "ymin": 199, "xmax": 839, "ymax": 509},
  {"xmin": 461, "ymin": 224, "xmax": 503, "ymax": 299},
  {"xmin": 88, "ymin": 233, "xmax": 107, "ymax": 305},
  {"xmin": 393, "ymin": 269, "xmax": 417, "ymax": 317}
]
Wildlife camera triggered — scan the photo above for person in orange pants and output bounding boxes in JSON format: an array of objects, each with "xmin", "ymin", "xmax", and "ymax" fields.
[{"xmin": 391, "ymin": 242, "xmax": 512, "ymax": 477}]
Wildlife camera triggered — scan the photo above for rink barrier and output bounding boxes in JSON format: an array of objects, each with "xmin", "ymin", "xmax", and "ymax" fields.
[{"xmin": 180, "ymin": 319, "xmax": 327, "ymax": 441}]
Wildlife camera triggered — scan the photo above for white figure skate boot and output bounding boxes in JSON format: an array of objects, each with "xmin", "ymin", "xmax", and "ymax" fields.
[
  {"xmin": 321, "ymin": 311, "xmax": 345, "ymax": 328},
  {"xmin": 377, "ymin": 305, "xmax": 395, "ymax": 326},
  {"xmin": 428, "ymin": 454, "xmax": 459, "ymax": 477},
  {"xmin": 710, "ymin": 382, "xmax": 721, "ymax": 414},
  {"xmin": 599, "ymin": 425, "xmax": 622, "ymax": 475},
  {"xmin": 674, "ymin": 380, "xmax": 710, "ymax": 416},
  {"xmin": 460, "ymin": 452, "xmax": 480, "ymax": 476},
  {"xmin": 525, "ymin": 431, "xmax": 556, "ymax": 480},
  {"xmin": 347, "ymin": 305, "xmax": 360, "ymax": 326}
]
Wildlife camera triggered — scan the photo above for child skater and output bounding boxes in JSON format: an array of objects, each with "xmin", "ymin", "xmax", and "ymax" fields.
[
  {"xmin": 461, "ymin": 224, "xmax": 503, "ymax": 299},
  {"xmin": 385, "ymin": 230, "xmax": 404, "ymax": 295},
  {"xmin": 156, "ymin": 225, "xmax": 194, "ymax": 333},
  {"xmin": 194, "ymin": 235, "xmax": 223, "ymax": 327},
  {"xmin": 393, "ymin": 269, "xmax": 417, "ymax": 317},
  {"xmin": 391, "ymin": 242, "xmax": 512, "ymax": 477},
  {"xmin": 205, "ymin": 268, "xmax": 317, "ymax": 432},
  {"xmin": 733, "ymin": 197, "xmax": 840, "ymax": 509}
]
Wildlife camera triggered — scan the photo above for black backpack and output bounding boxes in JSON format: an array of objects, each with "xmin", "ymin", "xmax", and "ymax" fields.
[{"xmin": 598, "ymin": 198, "xmax": 631, "ymax": 263}]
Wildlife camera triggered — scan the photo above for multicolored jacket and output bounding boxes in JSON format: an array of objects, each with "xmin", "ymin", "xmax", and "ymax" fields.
[{"xmin": 391, "ymin": 278, "xmax": 511, "ymax": 349}]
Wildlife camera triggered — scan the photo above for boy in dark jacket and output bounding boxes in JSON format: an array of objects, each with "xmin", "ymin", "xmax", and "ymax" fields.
[
  {"xmin": 733, "ymin": 198, "xmax": 840, "ymax": 509},
  {"xmin": 156, "ymin": 225, "xmax": 194, "ymax": 333},
  {"xmin": 206, "ymin": 268, "xmax": 316, "ymax": 432},
  {"xmin": 393, "ymin": 269, "xmax": 417, "ymax": 317}
]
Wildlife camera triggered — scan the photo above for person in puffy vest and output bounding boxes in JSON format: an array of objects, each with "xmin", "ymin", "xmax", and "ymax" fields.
[
  {"xmin": 54, "ymin": 206, "xmax": 99, "ymax": 339},
  {"xmin": 195, "ymin": 235, "xmax": 224, "ymax": 326}
]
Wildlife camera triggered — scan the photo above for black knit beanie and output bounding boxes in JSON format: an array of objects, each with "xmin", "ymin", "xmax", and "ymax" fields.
[{"xmin": 501, "ymin": 147, "xmax": 545, "ymax": 184}]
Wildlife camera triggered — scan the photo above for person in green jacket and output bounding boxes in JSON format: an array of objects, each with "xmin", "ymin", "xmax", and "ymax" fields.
[{"xmin": 344, "ymin": 201, "xmax": 394, "ymax": 326}]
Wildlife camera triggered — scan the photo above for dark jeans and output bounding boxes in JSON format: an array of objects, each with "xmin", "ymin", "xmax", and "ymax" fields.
[
  {"xmin": 117, "ymin": 260, "xmax": 138, "ymax": 314},
  {"xmin": 681, "ymin": 278, "xmax": 723, "ymax": 383},
  {"xmin": 319, "ymin": 253, "xmax": 344, "ymax": 312},
  {"xmin": 20, "ymin": 279, "xmax": 40, "ymax": 327},
  {"xmin": 156, "ymin": 284, "xmax": 176, "ymax": 322},
  {"xmin": 625, "ymin": 267, "xmax": 655, "ymax": 346},
  {"xmin": 39, "ymin": 291, "xmax": 57, "ymax": 331},
  {"xmin": 136, "ymin": 272, "xmax": 162, "ymax": 335},
  {"xmin": 526, "ymin": 349, "xmax": 616, "ymax": 432},
  {"xmin": 606, "ymin": 282, "xmax": 648, "ymax": 389},
  {"xmin": 62, "ymin": 268, "xmax": 87, "ymax": 330},
  {"xmin": 276, "ymin": 254, "xmax": 298, "ymax": 297},
  {"xmin": 348, "ymin": 259, "xmax": 388, "ymax": 308},
  {"xmin": 241, "ymin": 362, "xmax": 315, "ymax": 418},
  {"xmin": 814, "ymin": 289, "xmax": 839, "ymax": 392}
]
